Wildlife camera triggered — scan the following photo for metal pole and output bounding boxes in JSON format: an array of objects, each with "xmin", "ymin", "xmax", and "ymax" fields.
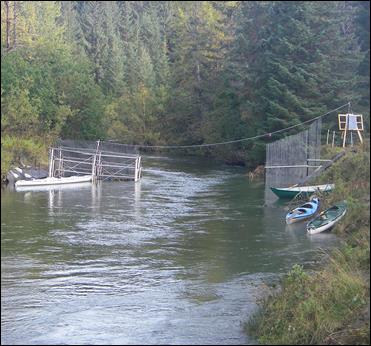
[
  {"xmin": 98, "ymin": 152, "xmax": 102, "ymax": 180},
  {"xmin": 58, "ymin": 148, "xmax": 62, "ymax": 178},
  {"xmin": 134, "ymin": 157, "xmax": 138, "ymax": 182},
  {"xmin": 138, "ymin": 156, "xmax": 142, "ymax": 180},
  {"xmin": 48, "ymin": 148, "xmax": 54, "ymax": 177},
  {"xmin": 92, "ymin": 154, "xmax": 97, "ymax": 182},
  {"xmin": 95, "ymin": 139, "xmax": 100, "ymax": 181}
]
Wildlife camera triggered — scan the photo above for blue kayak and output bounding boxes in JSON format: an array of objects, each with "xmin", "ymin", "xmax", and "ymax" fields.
[{"xmin": 285, "ymin": 197, "xmax": 320, "ymax": 224}]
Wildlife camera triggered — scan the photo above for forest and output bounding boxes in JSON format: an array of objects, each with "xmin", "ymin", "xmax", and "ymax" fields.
[{"xmin": 1, "ymin": 1, "xmax": 370, "ymax": 175}]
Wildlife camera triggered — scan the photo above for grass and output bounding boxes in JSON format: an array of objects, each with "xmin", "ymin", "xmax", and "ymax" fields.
[{"xmin": 247, "ymin": 143, "xmax": 370, "ymax": 345}]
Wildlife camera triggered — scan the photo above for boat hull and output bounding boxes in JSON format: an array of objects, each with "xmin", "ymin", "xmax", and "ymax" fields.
[
  {"xmin": 285, "ymin": 198, "xmax": 320, "ymax": 224},
  {"xmin": 286, "ymin": 214, "xmax": 314, "ymax": 224},
  {"xmin": 271, "ymin": 187, "xmax": 301, "ymax": 199},
  {"xmin": 307, "ymin": 202, "xmax": 347, "ymax": 235},
  {"xmin": 15, "ymin": 175, "xmax": 92, "ymax": 188},
  {"xmin": 271, "ymin": 184, "xmax": 334, "ymax": 199}
]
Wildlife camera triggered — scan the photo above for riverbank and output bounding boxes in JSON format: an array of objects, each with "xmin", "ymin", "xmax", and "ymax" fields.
[
  {"xmin": 1, "ymin": 135, "xmax": 50, "ymax": 183},
  {"xmin": 247, "ymin": 143, "xmax": 370, "ymax": 345}
]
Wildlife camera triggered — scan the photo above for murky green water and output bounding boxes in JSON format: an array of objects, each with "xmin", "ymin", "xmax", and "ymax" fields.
[{"xmin": 1, "ymin": 155, "xmax": 338, "ymax": 345}]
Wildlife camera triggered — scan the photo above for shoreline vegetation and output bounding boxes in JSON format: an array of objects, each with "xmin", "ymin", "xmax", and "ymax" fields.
[
  {"xmin": 247, "ymin": 142, "xmax": 370, "ymax": 345},
  {"xmin": 1, "ymin": 136, "xmax": 50, "ymax": 183}
]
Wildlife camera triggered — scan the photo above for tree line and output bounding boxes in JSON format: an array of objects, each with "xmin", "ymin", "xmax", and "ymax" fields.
[{"xmin": 1, "ymin": 1, "xmax": 369, "ymax": 173}]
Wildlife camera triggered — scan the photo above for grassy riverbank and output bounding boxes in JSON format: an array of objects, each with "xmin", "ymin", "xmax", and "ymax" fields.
[
  {"xmin": 247, "ymin": 143, "xmax": 370, "ymax": 345},
  {"xmin": 1, "ymin": 136, "xmax": 50, "ymax": 181}
]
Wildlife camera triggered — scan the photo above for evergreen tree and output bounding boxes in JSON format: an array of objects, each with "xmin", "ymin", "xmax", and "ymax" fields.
[
  {"xmin": 231, "ymin": 1, "xmax": 362, "ymax": 138},
  {"xmin": 354, "ymin": 0, "xmax": 370, "ymax": 119}
]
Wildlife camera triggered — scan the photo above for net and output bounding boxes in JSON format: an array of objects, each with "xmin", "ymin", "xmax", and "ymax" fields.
[{"xmin": 265, "ymin": 118, "xmax": 322, "ymax": 204}]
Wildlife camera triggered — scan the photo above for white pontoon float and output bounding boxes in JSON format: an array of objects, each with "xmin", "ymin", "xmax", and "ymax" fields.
[{"xmin": 15, "ymin": 175, "xmax": 92, "ymax": 188}]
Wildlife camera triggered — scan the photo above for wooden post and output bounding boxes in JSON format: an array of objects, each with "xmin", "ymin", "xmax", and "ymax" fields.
[
  {"xmin": 350, "ymin": 131, "xmax": 353, "ymax": 147},
  {"xmin": 343, "ymin": 114, "xmax": 349, "ymax": 148},
  {"xmin": 326, "ymin": 129, "xmax": 329, "ymax": 145},
  {"xmin": 356, "ymin": 129, "xmax": 363, "ymax": 143},
  {"xmin": 342, "ymin": 129, "xmax": 347, "ymax": 148},
  {"xmin": 332, "ymin": 131, "xmax": 335, "ymax": 147}
]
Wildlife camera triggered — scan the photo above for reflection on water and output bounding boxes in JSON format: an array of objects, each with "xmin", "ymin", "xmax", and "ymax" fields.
[{"xmin": 1, "ymin": 155, "xmax": 339, "ymax": 345}]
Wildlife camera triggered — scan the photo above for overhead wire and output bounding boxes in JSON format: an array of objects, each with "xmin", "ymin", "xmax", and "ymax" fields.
[{"xmin": 107, "ymin": 102, "xmax": 351, "ymax": 149}]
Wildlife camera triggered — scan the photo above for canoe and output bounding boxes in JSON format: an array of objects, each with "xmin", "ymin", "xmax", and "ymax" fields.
[
  {"xmin": 307, "ymin": 201, "xmax": 347, "ymax": 235},
  {"xmin": 15, "ymin": 175, "xmax": 92, "ymax": 188},
  {"xmin": 286, "ymin": 197, "xmax": 320, "ymax": 224},
  {"xmin": 271, "ymin": 184, "xmax": 335, "ymax": 199}
]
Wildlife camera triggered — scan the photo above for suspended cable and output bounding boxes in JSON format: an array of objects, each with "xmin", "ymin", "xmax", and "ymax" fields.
[{"xmin": 108, "ymin": 102, "xmax": 350, "ymax": 149}]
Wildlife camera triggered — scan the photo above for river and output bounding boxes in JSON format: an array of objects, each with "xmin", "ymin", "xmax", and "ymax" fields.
[{"xmin": 1, "ymin": 155, "xmax": 338, "ymax": 345}]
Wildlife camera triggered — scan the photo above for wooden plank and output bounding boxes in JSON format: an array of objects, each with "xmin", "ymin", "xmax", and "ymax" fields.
[
  {"xmin": 343, "ymin": 128, "xmax": 347, "ymax": 147},
  {"xmin": 357, "ymin": 129, "xmax": 363, "ymax": 143}
]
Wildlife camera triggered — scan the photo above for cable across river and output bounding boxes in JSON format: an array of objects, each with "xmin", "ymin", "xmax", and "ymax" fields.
[{"xmin": 108, "ymin": 102, "xmax": 350, "ymax": 149}]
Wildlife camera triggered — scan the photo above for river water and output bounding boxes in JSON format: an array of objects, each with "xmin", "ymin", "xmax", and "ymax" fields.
[{"xmin": 1, "ymin": 155, "xmax": 338, "ymax": 345}]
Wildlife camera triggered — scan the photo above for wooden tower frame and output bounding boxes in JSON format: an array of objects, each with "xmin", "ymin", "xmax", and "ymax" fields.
[{"xmin": 338, "ymin": 113, "xmax": 364, "ymax": 147}]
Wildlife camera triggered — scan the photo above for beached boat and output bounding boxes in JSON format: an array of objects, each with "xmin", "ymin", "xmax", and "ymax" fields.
[
  {"xmin": 286, "ymin": 197, "xmax": 320, "ymax": 224},
  {"xmin": 307, "ymin": 201, "xmax": 347, "ymax": 235},
  {"xmin": 271, "ymin": 184, "xmax": 335, "ymax": 199},
  {"xmin": 15, "ymin": 175, "xmax": 92, "ymax": 188}
]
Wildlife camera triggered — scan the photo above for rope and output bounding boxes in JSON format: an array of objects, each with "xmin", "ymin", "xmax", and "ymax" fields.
[{"xmin": 108, "ymin": 102, "xmax": 350, "ymax": 149}]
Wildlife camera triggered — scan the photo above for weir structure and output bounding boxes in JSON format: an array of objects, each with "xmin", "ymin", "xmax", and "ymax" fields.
[
  {"xmin": 264, "ymin": 118, "xmax": 323, "ymax": 203},
  {"xmin": 48, "ymin": 140, "xmax": 142, "ymax": 182}
]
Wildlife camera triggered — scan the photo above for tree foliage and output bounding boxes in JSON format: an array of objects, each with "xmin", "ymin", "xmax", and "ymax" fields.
[{"xmin": 1, "ymin": 1, "xmax": 369, "ymax": 171}]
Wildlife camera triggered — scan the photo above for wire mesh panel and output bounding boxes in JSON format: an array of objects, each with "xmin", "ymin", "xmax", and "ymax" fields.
[
  {"xmin": 56, "ymin": 140, "xmax": 139, "ymax": 155},
  {"xmin": 52, "ymin": 140, "xmax": 141, "ymax": 181},
  {"xmin": 51, "ymin": 147, "xmax": 95, "ymax": 178},
  {"xmin": 265, "ymin": 119, "xmax": 322, "ymax": 203}
]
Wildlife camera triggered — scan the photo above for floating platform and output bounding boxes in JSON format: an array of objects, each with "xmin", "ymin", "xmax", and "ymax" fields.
[{"xmin": 15, "ymin": 175, "xmax": 92, "ymax": 188}]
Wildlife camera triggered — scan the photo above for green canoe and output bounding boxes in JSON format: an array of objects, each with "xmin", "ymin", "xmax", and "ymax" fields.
[
  {"xmin": 307, "ymin": 201, "xmax": 347, "ymax": 235},
  {"xmin": 270, "ymin": 184, "xmax": 335, "ymax": 199}
]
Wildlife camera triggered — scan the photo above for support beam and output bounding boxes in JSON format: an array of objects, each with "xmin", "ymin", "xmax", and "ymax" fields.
[{"xmin": 343, "ymin": 128, "xmax": 347, "ymax": 148}]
